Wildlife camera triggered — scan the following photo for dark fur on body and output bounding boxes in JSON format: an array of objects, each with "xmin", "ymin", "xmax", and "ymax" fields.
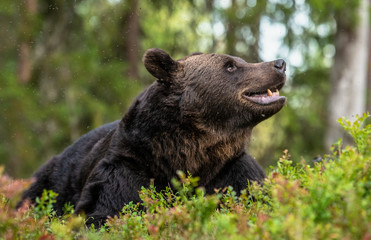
[{"xmin": 18, "ymin": 49, "xmax": 286, "ymax": 227}]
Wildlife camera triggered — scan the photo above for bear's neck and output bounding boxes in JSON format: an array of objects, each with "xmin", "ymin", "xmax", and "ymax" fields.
[{"xmin": 150, "ymin": 128, "xmax": 248, "ymax": 182}]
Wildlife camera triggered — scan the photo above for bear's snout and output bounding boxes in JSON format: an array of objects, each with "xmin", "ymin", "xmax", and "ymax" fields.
[{"xmin": 274, "ymin": 59, "xmax": 286, "ymax": 74}]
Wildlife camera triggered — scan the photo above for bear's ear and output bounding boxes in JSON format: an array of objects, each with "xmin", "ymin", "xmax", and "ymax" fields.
[{"xmin": 143, "ymin": 48, "xmax": 179, "ymax": 83}]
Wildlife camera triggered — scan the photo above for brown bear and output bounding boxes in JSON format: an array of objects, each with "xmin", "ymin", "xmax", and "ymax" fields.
[{"xmin": 17, "ymin": 48, "xmax": 286, "ymax": 227}]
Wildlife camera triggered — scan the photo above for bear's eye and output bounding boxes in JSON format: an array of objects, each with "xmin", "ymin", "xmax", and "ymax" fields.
[{"xmin": 226, "ymin": 62, "xmax": 237, "ymax": 72}]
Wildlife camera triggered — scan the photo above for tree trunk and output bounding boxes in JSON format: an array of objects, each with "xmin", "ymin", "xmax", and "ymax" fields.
[
  {"xmin": 225, "ymin": 0, "xmax": 237, "ymax": 56},
  {"xmin": 367, "ymin": 26, "xmax": 371, "ymax": 113},
  {"xmin": 117, "ymin": 0, "xmax": 140, "ymax": 80},
  {"xmin": 17, "ymin": 0, "xmax": 37, "ymax": 84},
  {"xmin": 126, "ymin": 0, "xmax": 140, "ymax": 79},
  {"xmin": 325, "ymin": 0, "xmax": 369, "ymax": 149}
]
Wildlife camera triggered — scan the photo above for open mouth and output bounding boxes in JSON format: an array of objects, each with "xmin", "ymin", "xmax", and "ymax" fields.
[{"xmin": 242, "ymin": 84, "xmax": 286, "ymax": 105}]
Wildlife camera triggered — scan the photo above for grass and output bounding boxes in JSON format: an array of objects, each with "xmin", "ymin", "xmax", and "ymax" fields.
[{"xmin": 0, "ymin": 113, "xmax": 370, "ymax": 239}]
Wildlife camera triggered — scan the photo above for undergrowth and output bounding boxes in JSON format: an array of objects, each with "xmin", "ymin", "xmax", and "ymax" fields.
[{"xmin": 0, "ymin": 113, "xmax": 370, "ymax": 239}]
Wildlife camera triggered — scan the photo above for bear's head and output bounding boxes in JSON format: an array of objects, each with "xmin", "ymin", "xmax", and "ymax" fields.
[{"xmin": 143, "ymin": 48, "xmax": 286, "ymax": 135}]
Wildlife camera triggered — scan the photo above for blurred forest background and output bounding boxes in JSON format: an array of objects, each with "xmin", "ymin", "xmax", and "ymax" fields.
[{"xmin": 1, "ymin": 0, "xmax": 370, "ymax": 178}]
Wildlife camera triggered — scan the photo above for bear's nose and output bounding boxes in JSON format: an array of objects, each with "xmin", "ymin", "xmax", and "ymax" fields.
[{"xmin": 274, "ymin": 59, "xmax": 286, "ymax": 73}]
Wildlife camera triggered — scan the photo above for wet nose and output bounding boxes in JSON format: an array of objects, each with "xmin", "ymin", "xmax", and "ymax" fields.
[{"xmin": 274, "ymin": 59, "xmax": 286, "ymax": 73}]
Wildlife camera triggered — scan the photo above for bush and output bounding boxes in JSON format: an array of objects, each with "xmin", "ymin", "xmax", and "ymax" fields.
[{"xmin": 0, "ymin": 113, "xmax": 370, "ymax": 239}]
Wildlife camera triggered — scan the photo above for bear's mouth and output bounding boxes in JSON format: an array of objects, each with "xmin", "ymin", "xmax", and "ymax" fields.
[{"xmin": 242, "ymin": 83, "xmax": 286, "ymax": 105}]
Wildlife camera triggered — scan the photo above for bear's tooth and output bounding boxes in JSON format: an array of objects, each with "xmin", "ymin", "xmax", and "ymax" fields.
[
  {"xmin": 273, "ymin": 89, "xmax": 279, "ymax": 96},
  {"xmin": 267, "ymin": 89, "xmax": 273, "ymax": 96}
]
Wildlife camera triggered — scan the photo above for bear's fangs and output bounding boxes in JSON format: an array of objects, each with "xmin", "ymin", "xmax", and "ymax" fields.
[{"xmin": 267, "ymin": 89, "xmax": 279, "ymax": 97}]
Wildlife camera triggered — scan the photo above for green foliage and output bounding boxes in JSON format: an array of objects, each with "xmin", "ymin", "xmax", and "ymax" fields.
[
  {"xmin": 34, "ymin": 189, "xmax": 58, "ymax": 219},
  {"xmin": 310, "ymin": 0, "xmax": 360, "ymax": 27},
  {"xmin": 0, "ymin": 114, "xmax": 370, "ymax": 239},
  {"xmin": 339, "ymin": 113, "xmax": 371, "ymax": 155}
]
